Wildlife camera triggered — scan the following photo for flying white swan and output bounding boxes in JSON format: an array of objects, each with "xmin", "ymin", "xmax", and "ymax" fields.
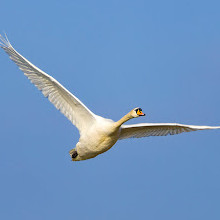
[{"xmin": 1, "ymin": 35, "xmax": 219, "ymax": 161}]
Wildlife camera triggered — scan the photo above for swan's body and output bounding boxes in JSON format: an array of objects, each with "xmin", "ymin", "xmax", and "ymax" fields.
[
  {"xmin": 1, "ymin": 34, "xmax": 220, "ymax": 161},
  {"xmin": 74, "ymin": 117, "xmax": 119, "ymax": 160}
]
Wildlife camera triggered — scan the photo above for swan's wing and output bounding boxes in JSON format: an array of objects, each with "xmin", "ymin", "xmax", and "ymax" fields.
[
  {"xmin": 119, "ymin": 123, "xmax": 220, "ymax": 140},
  {"xmin": 0, "ymin": 34, "xmax": 96, "ymax": 133}
]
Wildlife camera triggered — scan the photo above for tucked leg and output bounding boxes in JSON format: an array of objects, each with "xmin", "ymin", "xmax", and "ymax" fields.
[{"xmin": 69, "ymin": 149, "xmax": 78, "ymax": 159}]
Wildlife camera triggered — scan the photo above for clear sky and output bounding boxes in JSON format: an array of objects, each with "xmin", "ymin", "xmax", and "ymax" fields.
[{"xmin": 1, "ymin": 0, "xmax": 220, "ymax": 219}]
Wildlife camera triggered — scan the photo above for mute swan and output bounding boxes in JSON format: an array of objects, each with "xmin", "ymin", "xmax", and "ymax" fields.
[{"xmin": 1, "ymin": 35, "xmax": 220, "ymax": 161}]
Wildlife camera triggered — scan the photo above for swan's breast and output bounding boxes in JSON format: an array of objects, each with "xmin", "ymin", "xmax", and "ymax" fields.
[{"xmin": 77, "ymin": 118, "xmax": 120, "ymax": 159}]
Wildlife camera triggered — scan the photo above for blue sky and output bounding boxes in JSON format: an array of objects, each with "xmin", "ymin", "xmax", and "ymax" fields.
[{"xmin": 1, "ymin": 0, "xmax": 220, "ymax": 219}]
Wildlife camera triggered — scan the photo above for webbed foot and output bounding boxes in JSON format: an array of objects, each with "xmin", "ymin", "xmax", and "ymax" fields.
[{"xmin": 69, "ymin": 149, "xmax": 78, "ymax": 160}]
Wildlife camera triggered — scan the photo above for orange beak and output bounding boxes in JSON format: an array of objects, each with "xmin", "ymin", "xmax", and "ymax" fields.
[{"xmin": 137, "ymin": 110, "xmax": 146, "ymax": 116}]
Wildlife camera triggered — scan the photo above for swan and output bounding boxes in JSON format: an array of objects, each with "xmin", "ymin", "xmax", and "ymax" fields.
[{"xmin": 1, "ymin": 34, "xmax": 220, "ymax": 161}]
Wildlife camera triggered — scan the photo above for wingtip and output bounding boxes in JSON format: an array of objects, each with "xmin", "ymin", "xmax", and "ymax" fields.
[
  {"xmin": 204, "ymin": 125, "xmax": 220, "ymax": 130},
  {"xmin": 0, "ymin": 32, "xmax": 11, "ymax": 48}
]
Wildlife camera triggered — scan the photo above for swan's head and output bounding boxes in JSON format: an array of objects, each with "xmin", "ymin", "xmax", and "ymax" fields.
[{"xmin": 132, "ymin": 107, "xmax": 146, "ymax": 118}]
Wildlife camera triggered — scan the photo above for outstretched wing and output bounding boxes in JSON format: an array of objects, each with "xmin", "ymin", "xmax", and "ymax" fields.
[
  {"xmin": 0, "ymin": 34, "xmax": 96, "ymax": 134},
  {"xmin": 119, "ymin": 123, "xmax": 220, "ymax": 140}
]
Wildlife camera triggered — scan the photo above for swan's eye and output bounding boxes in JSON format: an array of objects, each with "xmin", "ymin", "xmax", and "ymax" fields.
[{"xmin": 135, "ymin": 108, "xmax": 142, "ymax": 113}]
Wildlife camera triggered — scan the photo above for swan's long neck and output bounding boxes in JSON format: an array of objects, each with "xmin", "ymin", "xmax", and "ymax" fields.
[{"xmin": 115, "ymin": 113, "xmax": 133, "ymax": 127}]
